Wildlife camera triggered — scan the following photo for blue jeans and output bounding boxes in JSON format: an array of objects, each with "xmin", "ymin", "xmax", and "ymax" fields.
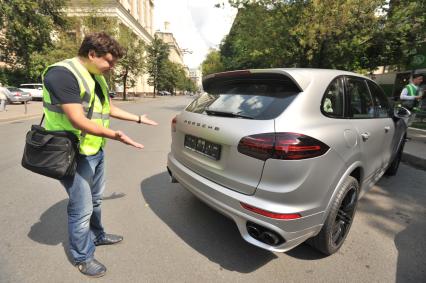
[{"xmin": 60, "ymin": 150, "xmax": 106, "ymax": 263}]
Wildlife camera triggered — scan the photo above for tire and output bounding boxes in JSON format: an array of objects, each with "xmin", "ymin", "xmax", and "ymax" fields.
[
  {"xmin": 308, "ymin": 176, "xmax": 359, "ymax": 255},
  {"xmin": 385, "ymin": 142, "xmax": 404, "ymax": 176}
]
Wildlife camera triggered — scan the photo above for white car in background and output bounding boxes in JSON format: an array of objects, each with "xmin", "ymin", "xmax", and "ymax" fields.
[{"xmin": 19, "ymin": 83, "xmax": 43, "ymax": 101}]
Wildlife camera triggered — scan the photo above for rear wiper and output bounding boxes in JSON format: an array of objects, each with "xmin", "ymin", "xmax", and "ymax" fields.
[{"xmin": 205, "ymin": 109, "xmax": 254, "ymax": 119}]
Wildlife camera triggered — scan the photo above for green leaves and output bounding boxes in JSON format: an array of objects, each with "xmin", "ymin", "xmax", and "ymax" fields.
[
  {"xmin": 201, "ymin": 50, "xmax": 225, "ymax": 76},
  {"xmin": 219, "ymin": 0, "xmax": 425, "ymax": 72},
  {"xmin": 0, "ymin": 0, "xmax": 67, "ymax": 81},
  {"xmin": 146, "ymin": 35, "xmax": 170, "ymax": 96}
]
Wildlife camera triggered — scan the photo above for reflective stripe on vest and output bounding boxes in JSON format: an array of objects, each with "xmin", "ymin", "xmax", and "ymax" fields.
[
  {"xmin": 42, "ymin": 57, "xmax": 111, "ymax": 156},
  {"xmin": 406, "ymin": 84, "xmax": 417, "ymax": 96}
]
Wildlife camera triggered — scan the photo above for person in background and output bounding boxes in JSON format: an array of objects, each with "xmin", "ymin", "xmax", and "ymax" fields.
[
  {"xmin": 400, "ymin": 74, "xmax": 424, "ymax": 110},
  {"xmin": 0, "ymin": 83, "xmax": 8, "ymax": 112}
]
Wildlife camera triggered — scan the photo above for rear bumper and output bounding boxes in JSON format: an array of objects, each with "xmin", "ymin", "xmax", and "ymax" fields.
[
  {"xmin": 8, "ymin": 96, "xmax": 31, "ymax": 103},
  {"xmin": 167, "ymin": 153, "xmax": 324, "ymax": 252}
]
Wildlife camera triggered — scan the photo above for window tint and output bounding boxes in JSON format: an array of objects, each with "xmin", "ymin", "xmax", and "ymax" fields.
[
  {"xmin": 7, "ymin": 87, "xmax": 20, "ymax": 92},
  {"xmin": 347, "ymin": 78, "xmax": 375, "ymax": 119},
  {"xmin": 186, "ymin": 80, "xmax": 298, "ymax": 120},
  {"xmin": 367, "ymin": 81, "xmax": 391, "ymax": 118},
  {"xmin": 321, "ymin": 77, "xmax": 344, "ymax": 117}
]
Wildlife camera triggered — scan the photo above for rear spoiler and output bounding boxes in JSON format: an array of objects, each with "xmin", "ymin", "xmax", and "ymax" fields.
[{"xmin": 202, "ymin": 69, "xmax": 308, "ymax": 94}]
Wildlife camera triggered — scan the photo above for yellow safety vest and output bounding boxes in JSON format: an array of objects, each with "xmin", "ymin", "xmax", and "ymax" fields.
[{"xmin": 42, "ymin": 57, "xmax": 111, "ymax": 156}]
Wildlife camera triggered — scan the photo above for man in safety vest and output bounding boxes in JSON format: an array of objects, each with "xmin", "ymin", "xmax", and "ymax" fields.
[
  {"xmin": 400, "ymin": 73, "xmax": 424, "ymax": 110},
  {"xmin": 42, "ymin": 32, "xmax": 158, "ymax": 277}
]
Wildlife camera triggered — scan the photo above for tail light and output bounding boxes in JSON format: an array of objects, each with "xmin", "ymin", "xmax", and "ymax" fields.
[
  {"xmin": 14, "ymin": 92, "xmax": 21, "ymax": 97},
  {"xmin": 241, "ymin": 202, "xmax": 301, "ymax": 220},
  {"xmin": 171, "ymin": 116, "xmax": 177, "ymax": 132},
  {"xmin": 238, "ymin": 132, "xmax": 329, "ymax": 161}
]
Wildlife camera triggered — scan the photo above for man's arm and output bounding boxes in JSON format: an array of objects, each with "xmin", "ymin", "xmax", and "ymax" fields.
[
  {"xmin": 109, "ymin": 99, "xmax": 158, "ymax": 125},
  {"xmin": 400, "ymin": 87, "xmax": 422, "ymax": 101},
  {"xmin": 62, "ymin": 103, "xmax": 144, "ymax": 148}
]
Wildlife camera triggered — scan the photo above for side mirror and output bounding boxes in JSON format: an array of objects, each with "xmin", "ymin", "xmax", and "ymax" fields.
[{"xmin": 393, "ymin": 106, "xmax": 411, "ymax": 119}]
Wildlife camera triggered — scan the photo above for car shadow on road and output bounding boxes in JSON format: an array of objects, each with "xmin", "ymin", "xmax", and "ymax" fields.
[
  {"xmin": 140, "ymin": 172, "xmax": 324, "ymax": 273},
  {"xmin": 27, "ymin": 192, "xmax": 126, "ymax": 265},
  {"xmin": 394, "ymin": 219, "xmax": 426, "ymax": 282},
  {"xmin": 357, "ymin": 165, "xmax": 426, "ymax": 282}
]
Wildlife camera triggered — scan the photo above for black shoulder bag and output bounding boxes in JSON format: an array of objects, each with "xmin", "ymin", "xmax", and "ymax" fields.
[{"xmin": 21, "ymin": 100, "xmax": 95, "ymax": 180}]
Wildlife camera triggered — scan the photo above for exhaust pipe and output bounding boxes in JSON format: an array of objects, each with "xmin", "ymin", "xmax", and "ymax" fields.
[
  {"xmin": 167, "ymin": 167, "xmax": 178, "ymax": 183},
  {"xmin": 246, "ymin": 222, "xmax": 284, "ymax": 246}
]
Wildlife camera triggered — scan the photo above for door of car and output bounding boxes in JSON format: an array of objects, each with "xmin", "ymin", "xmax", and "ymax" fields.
[
  {"xmin": 345, "ymin": 77, "xmax": 386, "ymax": 187},
  {"xmin": 366, "ymin": 80, "xmax": 396, "ymax": 169}
]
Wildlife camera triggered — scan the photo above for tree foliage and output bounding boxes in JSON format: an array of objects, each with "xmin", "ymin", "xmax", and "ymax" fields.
[
  {"xmin": 201, "ymin": 50, "xmax": 225, "ymax": 76},
  {"xmin": 221, "ymin": 0, "xmax": 426, "ymax": 72},
  {"xmin": 146, "ymin": 35, "xmax": 170, "ymax": 97},
  {"xmin": 0, "ymin": 0, "xmax": 68, "ymax": 81},
  {"xmin": 113, "ymin": 25, "xmax": 146, "ymax": 100}
]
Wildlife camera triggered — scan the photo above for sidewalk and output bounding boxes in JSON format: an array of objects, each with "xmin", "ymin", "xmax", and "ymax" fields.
[
  {"xmin": 1, "ymin": 101, "xmax": 425, "ymax": 171},
  {"xmin": 404, "ymin": 127, "xmax": 426, "ymax": 170}
]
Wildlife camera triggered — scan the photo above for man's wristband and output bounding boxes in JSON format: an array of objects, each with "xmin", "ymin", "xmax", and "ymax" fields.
[{"xmin": 137, "ymin": 115, "xmax": 141, "ymax": 124}]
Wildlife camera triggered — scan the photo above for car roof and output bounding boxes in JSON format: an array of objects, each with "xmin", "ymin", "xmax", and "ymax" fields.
[{"xmin": 204, "ymin": 68, "xmax": 369, "ymax": 92}]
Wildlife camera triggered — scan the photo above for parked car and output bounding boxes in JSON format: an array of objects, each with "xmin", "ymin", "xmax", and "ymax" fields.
[
  {"xmin": 108, "ymin": 91, "xmax": 117, "ymax": 98},
  {"xmin": 167, "ymin": 68, "xmax": 409, "ymax": 255},
  {"xmin": 19, "ymin": 83, "xmax": 43, "ymax": 101},
  {"xmin": 158, "ymin": 90, "xmax": 171, "ymax": 96},
  {"xmin": 5, "ymin": 87, "xmax": 31, "ymax": 104}
]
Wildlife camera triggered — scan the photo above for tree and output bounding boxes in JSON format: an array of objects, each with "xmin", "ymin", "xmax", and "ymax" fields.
[
  {"xmin": 222, "ymin": 0, "xmax": 385, "ymax": 71},
  {"xmin": 114, "ymin": 25, "xmax": 146, "ymax": 100},
  {"xmin": 0, "ymin": 0, "xmax": 68, "ymax": 81},
  {"xmin": 223, "ymin": 0, "xmax": 426, "ymax": 72},
  {"xmin": 368, "ymin": 0, "xmax": 426, "ymax": 70},
  {"xmin": 146, "ymin": 35, "xmax": 170, "ymax": 97},
  {"xmin": 201, "ymin": 50, "xmax": 225, "ymax": 76}
]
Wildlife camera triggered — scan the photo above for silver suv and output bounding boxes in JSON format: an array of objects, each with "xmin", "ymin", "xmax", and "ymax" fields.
[{"xmin": 167, "ymin": 69, "xmax": 408, "ymax": 255}]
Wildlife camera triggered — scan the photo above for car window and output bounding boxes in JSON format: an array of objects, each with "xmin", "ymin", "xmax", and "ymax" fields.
[
  {"xmin": 367, "ymin": 81, "xmax": 391, "ymax": 118},
  {"xmin": 7, "ymin": 87, "xmax": 21, "ymax": 92},
  {"xmin": 186, "ymin": 79, "xmax": 298, "ymax": 120},
  {"xmin": 346, "ymin": 77, "xmax": 375, "ymax": 119},
  {"xmin": 321, "ymin": 77, "xmax": 344, "ymax": 118}
]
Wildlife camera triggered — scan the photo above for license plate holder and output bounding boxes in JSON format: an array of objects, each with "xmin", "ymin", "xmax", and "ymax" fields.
[{"xmin": 184, "ymin": 135, "xmax": 221, "ymax": 160}]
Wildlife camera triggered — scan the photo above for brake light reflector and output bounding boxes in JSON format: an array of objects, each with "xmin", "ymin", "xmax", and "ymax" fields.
[
  {"xmin": 238, "ymin": 132, "xmax": 329, "ymax": 160},
  {"xmin": 171, "ymin": 116, "xmax": 177, "ymax": 132},
  {"xmin": 241, "ymin": 202, "xmax": 301, "ymax": 220}
]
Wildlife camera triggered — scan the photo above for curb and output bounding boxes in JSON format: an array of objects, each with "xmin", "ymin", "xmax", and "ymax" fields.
[{"xmin": 0, "ymin": 113, "xmax": 42, "ymax": 124}]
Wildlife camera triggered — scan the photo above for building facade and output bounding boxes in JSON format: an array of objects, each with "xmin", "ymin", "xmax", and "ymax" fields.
[
  {"xmin": 189, "ymin": 68, "xmax": 202, "ymax": 90},
  {"xmin": 67, "ymin": 0, "xmax": 155, "ymax": 94},
  {"xmin": 155, "ymin": 32, "xmax": 185, "ymax": 67}
]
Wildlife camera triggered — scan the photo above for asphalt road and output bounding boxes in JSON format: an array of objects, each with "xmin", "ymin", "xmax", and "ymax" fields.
[{"xmin": 0, "ymin": 96, "xmax": 425, "ymax": 282}]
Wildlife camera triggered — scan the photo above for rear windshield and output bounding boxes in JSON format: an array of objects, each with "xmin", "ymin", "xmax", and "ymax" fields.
[
  {"xmin": 7, "ymin": 87, "xmax": 20, "ymax": 92},
  {"xmin": 186, "ymin": 75, "xmax": 299, "ymax": 120}
]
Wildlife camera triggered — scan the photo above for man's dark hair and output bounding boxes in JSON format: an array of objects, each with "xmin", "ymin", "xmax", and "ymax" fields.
[
  {"xmin": 412, "ymin": 73, "xmax": 424, "ymax": 79},
  {"xmin": 78, "ymin": 32, "xmax": 125, "ymax": 59}
]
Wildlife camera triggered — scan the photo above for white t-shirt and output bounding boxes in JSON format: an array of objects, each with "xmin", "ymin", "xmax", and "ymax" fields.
[
  {"xmin": 0, "ymin": 87, "xmax": 8, "ymax": 100},
  {"xmin": 400, "ymin": 84, "xmax": 418, "ymax": 100}
]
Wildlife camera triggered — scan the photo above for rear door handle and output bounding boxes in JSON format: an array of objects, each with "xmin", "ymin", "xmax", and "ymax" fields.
[
  {"xmin": 384, "ymin": 126, "xmax": 390, "ymax": 133},
  {"xmin": 361, "ymin": 132, "xmax": 370, "ymax": 141}
]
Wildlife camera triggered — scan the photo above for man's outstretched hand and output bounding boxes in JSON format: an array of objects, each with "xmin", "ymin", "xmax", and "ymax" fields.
[
  {"xmin": 140, "ymin": 114, "xmax": 158, "ymax": 126},
  {"xmin": 115, "ymin": 131, "xmax": 144, "ymax": 149}
]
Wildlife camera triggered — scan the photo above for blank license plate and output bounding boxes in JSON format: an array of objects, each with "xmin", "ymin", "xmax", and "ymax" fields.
[{"xmin": 184, "ymin": 135, "xmax": 221, "ymax": 160}]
